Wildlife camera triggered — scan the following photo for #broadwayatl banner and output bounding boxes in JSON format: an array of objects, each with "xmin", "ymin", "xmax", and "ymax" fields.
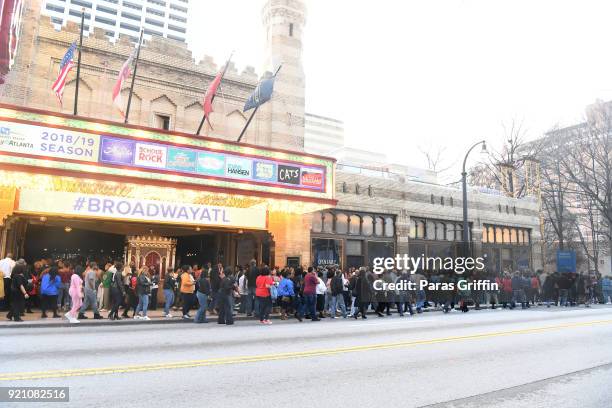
[{"xmin": 17, "ymin": 190, "xmax": 268, "ymax": 230}]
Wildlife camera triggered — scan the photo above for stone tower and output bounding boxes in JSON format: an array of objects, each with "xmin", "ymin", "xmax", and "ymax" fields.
[{"xmin": 261, "ymin": 0, "xmax": 306, "ymax": 152}]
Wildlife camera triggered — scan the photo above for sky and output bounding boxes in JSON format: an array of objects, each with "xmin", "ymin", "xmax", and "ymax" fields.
[{"xmin": 188, "ymin": 0, "xmax": 612, "ymax": 181}]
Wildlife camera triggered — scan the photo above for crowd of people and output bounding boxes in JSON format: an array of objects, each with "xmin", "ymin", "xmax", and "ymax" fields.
[{"xmin": 0, "ymin": 252, "xmax": 610, "ymax": 324}]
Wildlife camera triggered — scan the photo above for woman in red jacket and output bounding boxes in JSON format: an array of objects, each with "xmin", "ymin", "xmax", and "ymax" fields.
[{"xmin": 501, "ymin": 273, "xmax": 513, "ymax": 309}]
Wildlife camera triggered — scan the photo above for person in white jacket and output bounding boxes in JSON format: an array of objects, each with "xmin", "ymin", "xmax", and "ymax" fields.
[{"xmin": 316, "ymin": 271, "xmax": 327, "ymax": 319}]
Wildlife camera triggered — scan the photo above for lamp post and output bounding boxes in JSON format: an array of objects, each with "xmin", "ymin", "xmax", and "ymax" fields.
[{"xmin": 461, "ymin": 140, "xmax": 487, "ymax": 258}]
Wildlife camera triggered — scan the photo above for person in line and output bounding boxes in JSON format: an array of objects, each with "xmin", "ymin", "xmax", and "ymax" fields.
[
  {"xmin": 79, "ymin": 263, "xmax": 102, "ymax": 320},
  {"xmin": 0, "ymin": 253, "xmax": 15, "ymax": 312},
  {"xmin": 246, "ymin": 260, "xmax": 259, "ymax": 317},
  {"xmin": 315, "ymin": 271, "xmax": 327, "ymax": 319},
  {"xmin": 255, "ymin": 267, "xmax": 274, "ymax": 325},
  {"xmin": 237, "ymin": 268, "xmax": 249, "ymax": 314},
  {"xmin": 501, "ymin": 272, "xmax": 513, "ymax": 309},
  {"xmin": 328, "ymin": 269, "xmax": 347, "ymax": 318},
  {"xmin": 134, "ymin": 266, "xmax": 152, "ymax": 320},
  {"xmin": 40, "ymin": 266, "xmax": 62, "ymax": 318},
  {"xmin": 277, "ymin": 269, "xmax": 295, "ymax": 320},
  {"xmin": 195, "ymin": 268, "xmax": 211, "ymax": 324},
  {"xmin": 163, "ymin": 268, "xmax": 177, "ymax": 318},
  {"xmin": 65, "ymin": 267, "xmax": 83, "ymax": 324},
  {"xmin": 602, "ymin": 275, "xmax": 612, "ymax": 304},
  {"xmin": 303, "ymin": 267, "xmax": 320, "ymax": 321},
  {"xmin": 396, "ymin": 270, "xmax": 414, "ymax": 316},
  {"xmin": 217, "ymin": 267, "xmax": 237, "ymax": 325},
  {"xmin": 150, "ymin": 269, "xmax": 160, "ymax": 311},
  {"xmin": 180, "ymin": 265, "xmax": 195, "ymax": 319},
  {"xmin": 57, "ymin": 262, "xmax": 73, "ymax": 311},
  {"xmin": 6, "ymin": 263, "xmax": 28, "ymax": 322},
  {"xmin": 108, "ymin": 262, "xmax": 125, "ymax": 321}
]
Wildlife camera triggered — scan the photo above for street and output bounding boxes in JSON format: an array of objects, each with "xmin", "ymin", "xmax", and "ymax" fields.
[{"xmin": 1, "ymin": 306, "xmax": 611, "ymax": 408}]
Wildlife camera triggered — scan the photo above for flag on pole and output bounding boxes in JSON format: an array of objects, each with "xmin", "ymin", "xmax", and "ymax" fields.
[
  {"xmin": 112, "ymin": 49, "xmax": 135, "ymax": 117},
  {"xmin": 202, "ymin": 69, "xmax": 223, "ymax": 127},
  {"xmin": 243, "ymin": 75, "xmax": 276, "ymax": 112},
  {"xmin": 51, "ymin": 42, "xmax": 77, "ymax": 105}
]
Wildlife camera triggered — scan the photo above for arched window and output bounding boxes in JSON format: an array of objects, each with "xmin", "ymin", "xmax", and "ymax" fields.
[
  {"xmin": 374, "ymin": 216, "xmax": 384, "ymax": 236},
  {"xmin": 414, "ymin": 219, "xmax": 425, "ymax": 239},
  {"xmin": 436, "ymin": 222, "xmax": 446, "ymax": 240},
  {"xmin": 311, "ymin": 212, "xmax": 322, "ymax": 232},
  {"xmin": 456, "ymin": 224, "xmax": 464, "ymax": 241},
  {"xmin": 384, "ymin": 217, "xmax": 394, "ymax": 237},
  {"xmin": 349, "ymin": 215, "xmax": 361, "ymax": 235},
  {"xmin": 322, "ymin": 212, "xmax": 334, "ymax": 233},
  {"xmin": 336, "ymin": 213, "xmax": 348, "ymax": 234},
  {"xmin": 503, "ymin": 228, "xmax": 510, "ymax": 244},
  {"xmin": 495, "ymin": 226, "xmax": 503, "ymax": 243},
  {"xmin": 446, "ymin": 223, "xmax": 455, "ymax": 241},
  {"xmin": 362, "ymin": 216, "xmax": 373, "ymax": 236},
  {"xmin": 510, "ymin": 228, "xmax": 518, "ymax": 244},
  {"xmin": 488, "ymin": 226, "xmax": 495, "ymax": 243},
  {"xmin": 426, "ymin": 220, "xmax": 436, "ymax": 240},
  {"xmin": 518, "ymin": 229, "xmax": 524, "ymax": 245}
]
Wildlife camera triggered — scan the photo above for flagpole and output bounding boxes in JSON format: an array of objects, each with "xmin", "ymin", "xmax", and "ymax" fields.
[
  {"xmin": 196, "ymin": 52, "xmax": 234, "ymax": 135},
  {"xmin": 125, "ymin": 29, "xmax": 143, "ymax": 124},
  {"xmin": 236, "ymin": 65, "xmax": 282, "ymax": 143},
  {"xmin": 73, "ymin": 8, "xmax": 85, "ymax": 116}
]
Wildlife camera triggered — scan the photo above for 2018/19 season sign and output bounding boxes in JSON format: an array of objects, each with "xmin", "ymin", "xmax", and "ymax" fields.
[{"xmin": 0, "ymin": 106, "xmax": 335, "ymax": 203}]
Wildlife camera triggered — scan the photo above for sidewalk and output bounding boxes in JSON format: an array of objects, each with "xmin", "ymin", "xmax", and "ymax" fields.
[{"xmin": 0, "ymin": 303, "xmax": 598, "ymax": 328}]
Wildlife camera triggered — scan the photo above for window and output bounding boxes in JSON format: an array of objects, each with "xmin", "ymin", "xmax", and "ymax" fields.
[
  {"xmin": 121, "ymin": 12, "xmax": 140, "ymax": 21},
  {"xmin": 69, "ymin": 9, "xmax": 90, "ymax": 19},
  {"xmin": 147, "ymin": 7, "xmax": 165, "ymax": 17},
  {"xmin": 384, "ymin": 217, "xmax": 394, "ymax": 237},
  {"xmin": 311, "ymin": 212, "xmax": 322, "ymax": 233},
  {"xmin": 155, "ymin": 114, "xmax": 171, "ymax": 130},
  {"xmin": 349, "ymin": 215, "xmax": 360, "ymax": 235},
  {"xmin": 434, "ymin": 222, "xmax": 444, "ymax": 240},
  {"xmin": 341, "ymin": 182, "xmax": 347, "ymax": 193},
  {"xmin": 169, "ymin": 14, "xmax": 187, "ymax": 23},
  {"xmin": 96, "ymin": 5, "xmax": 117, "ymax": 15},
  {"xmin": 450, "ymin": 197, "xmax": 454, "ymax": 207},
  {"xmin": 168, "ymin": 24, "xmax": 186, "ymax": 33},
  {"xmin": 510, "ymin": 228, "xmax": 517, "ymax": 244},
  {"xmin": 426, "ymin": 220, "xmax": 436, "ymax": 240},
  {"xmin": 105, "ymin": 30, "xmax": 115, "ymax": 37},
  {"xmin": 488, "ymin": 226, "xmax": 495, "ymax": 243},
  {"xmin": 455, "ymin": 224, "xmax": 464, "ymax": 241},
  {"xmin": 446, "ymin": 223, "xmax": 455, "ymax": 241},
  {"xmin": 146, "ymin": 28, "xmax": 164, "ymax": 37},
  {"xmin": 167, "ymin": 34, "xmax": 185, "ymax": 42},
  {"xmin": 513, "ymin": 206, "xmax": 517, "ymax": 215},
  {"xmin": 289, "ymin": 23, "xmax": 294, "ymax": 37},
  {"xmin": 413, "ymin": 219, "xmax": 425, "ymax": 239},
  {"xmin": 170, "ymin": 4, "xmax": 187, "ymax": 13},
  {"xmin": 123, "ymin": 1, "xmax": 142, "ymax": 11},
  {"xmin": 120, "ymin": 22, "xmax": 139, "ymax": 31},
  {"xmin": 102, "ymin": 0, "xmax": 118, "ymax": 3},
  {"xmin": 71, "ymin": 0, "xmax": 92, "ymax": 8},
  {"xmin": 145, "ymin": 18, "xmax": 164, "ymax": 27},
  {"xmin": 440, "ymin": 197, "xmax": 444, "ymax": 206},
  {"xmin": 503, "ymin": 228, "xmax": 510, "ymax": 244},
  {"xmin": 374, "ymin": 217, "xmax": 384, "ymax": 236},
  {"xmin": 147, "ymin": 0, "xmax": 166, "ymax": 6},
  {"xmin": 322, "ymin": 212, "xmax": 333, "ymax": 233},
  {"xmin": 346, "ymin": 240, "xmax": 363, "ymax": 256},
  {"xmin": 362, "ymin": 216, "xmax": 373, "ymax": 236},
  {"xmin": 95, "ymin": 16, "xmax": 116, "ymax": 26},
  {"xmin": 335, "ymin": 213, "xmax": 348, "ymax": 234},
  {"xmin": 46, "ymin": 4, "xmax": 65, "ymax": 13},
  {"xmin": 430, "ymin": 194, "xmax": 435, "ymax": 204},
  {"xmin": 51, "ymin": 17, "xmax": 63, "ymax": 24}
]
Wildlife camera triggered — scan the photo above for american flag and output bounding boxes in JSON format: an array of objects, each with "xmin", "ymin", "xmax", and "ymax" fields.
[{"xmin": 51, "ymin": 42, "xmax": 77, "ymax": 105}]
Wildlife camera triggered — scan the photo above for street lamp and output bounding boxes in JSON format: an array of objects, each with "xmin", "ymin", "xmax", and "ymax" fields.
[{"xmin": 461, "ymin": 140, "xmax": 487, "ymax": 258}]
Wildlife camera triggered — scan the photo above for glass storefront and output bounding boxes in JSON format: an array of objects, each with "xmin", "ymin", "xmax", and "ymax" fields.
[
  {"xmin": 482, "ymin": 224, "xmax": 532, "ymax": 273},
  {"xmin": 311, "ymin": 210, "xmax": 395, "ymax": 269}
]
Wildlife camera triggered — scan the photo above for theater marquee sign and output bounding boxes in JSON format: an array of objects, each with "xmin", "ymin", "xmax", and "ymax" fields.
[
  {"xmin": 16, "ymin": 190, "xmax": 268, "ymax": 230},
  {"xmin": 0, "ymin": 104, "xmax": 335, "ymax": 203}
]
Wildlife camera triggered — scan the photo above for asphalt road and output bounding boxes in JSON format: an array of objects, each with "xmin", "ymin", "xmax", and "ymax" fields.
[{"xmin": 1, "ymin": 306, "xmax": 611, "ymax": 408}]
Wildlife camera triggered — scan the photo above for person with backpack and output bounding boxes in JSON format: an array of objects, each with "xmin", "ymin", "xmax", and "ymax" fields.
[
  {"xmin": 134, "ymin": 266, "xmax": 152, "ymax": 320},
  {"xmin": 108, "ymin": 262, "xmax": 125, "ymax": 321},
  {"xmin": 255, "ymin": 267, "xmax": 274, "ymax": 325},
  {"xmin": 195, "ymin": 268, "xmax": 211, "ymax": 324},
  {"xmin": 328, "ymin": 269, "xmax": 347, "ymax": 318},
  {"xmin": 277, "ymin": 269, "xmax": 295, "ymax": 320},
  {"xmin": 40, "ymin": 265, "xmax": 62, "ymax": 318}
]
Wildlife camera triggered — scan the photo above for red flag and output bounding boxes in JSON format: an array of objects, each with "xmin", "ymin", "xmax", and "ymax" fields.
[
  {"xmin": 112, "ymin": 50, "xmax": 134, "ymax": 117},
  {"xmin": 203, "ymin": 69, "xmax": 223, "ymax": 127}
]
